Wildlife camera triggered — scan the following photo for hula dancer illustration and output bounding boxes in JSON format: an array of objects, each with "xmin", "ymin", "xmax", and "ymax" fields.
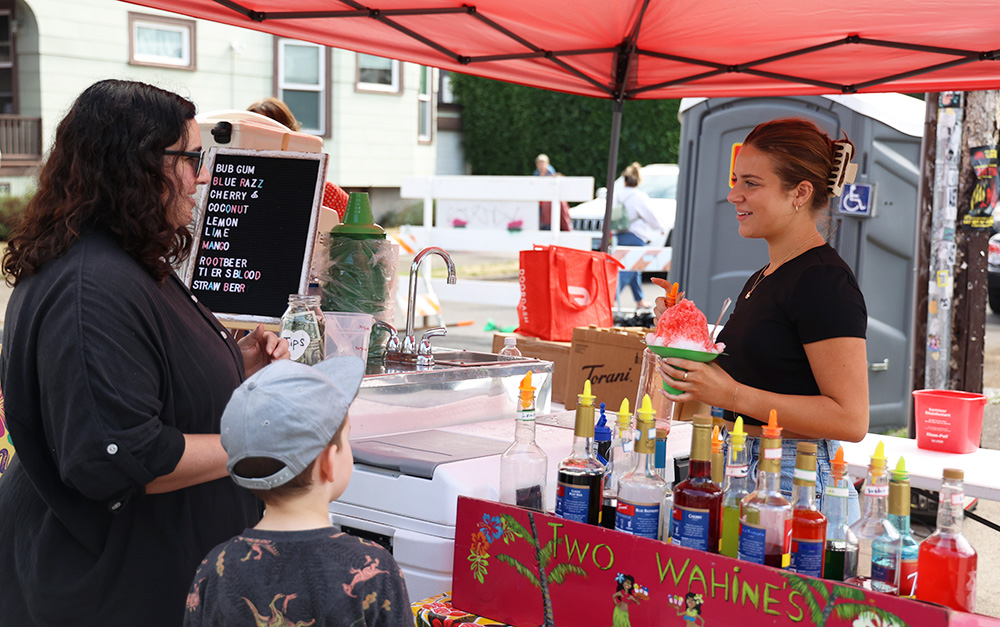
[
  {"xmin": 611, "ymin": 573, "xmax": 646, "ymax": 627},
  {"xmin": 677, "ymin": 592, "xmax": 705, "ymax": 625}
]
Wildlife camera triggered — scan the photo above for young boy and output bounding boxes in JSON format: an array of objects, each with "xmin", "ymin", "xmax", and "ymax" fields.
[{"xmin": 183, "ymin": 356, "xmax": 411, "ymax": 626}]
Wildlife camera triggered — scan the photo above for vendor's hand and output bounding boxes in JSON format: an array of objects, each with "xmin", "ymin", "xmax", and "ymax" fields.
[
  {"xmin": 650, "ymin": 277, "xmax": 684, "ymax": 320},
  {"xmin": 656, "ymin": 356, "xmax": 736, "ymax": 408},
  {"xmin": 239, "ymin": 323, "xmax": 290, "ymax": 377}
]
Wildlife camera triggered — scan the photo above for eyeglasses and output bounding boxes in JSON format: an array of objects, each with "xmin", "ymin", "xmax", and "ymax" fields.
[{"xmin": 164, "ymin": 149, "xmax": 205, "ymax": 174}]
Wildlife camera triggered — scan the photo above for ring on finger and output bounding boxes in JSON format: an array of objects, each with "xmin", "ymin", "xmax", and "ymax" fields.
[{"xmin": 683, "ymin": 372, "xmax": 689, "ymax": 382}]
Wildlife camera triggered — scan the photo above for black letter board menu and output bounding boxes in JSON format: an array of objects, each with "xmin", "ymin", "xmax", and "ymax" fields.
[{"xmin": 183, "ymin": 147, "xmax": 328, "ymax": 324}]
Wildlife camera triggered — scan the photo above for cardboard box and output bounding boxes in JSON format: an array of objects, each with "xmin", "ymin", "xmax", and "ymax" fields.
[
  {"xmin": 492, "ymin": 333, "xmax": 571, "ymax": 405},
  {"xmin": 564, "ymin": 326, "xmax": 646, "ymax": 410}
]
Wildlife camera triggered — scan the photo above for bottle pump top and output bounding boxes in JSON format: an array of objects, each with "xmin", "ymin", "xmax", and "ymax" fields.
[
  {"xmin": 830, "ymin": 446, "xmax": 846, "ymax": 477},
  {"xmin": 636, "ymin": 394, "xmax": 655, "ymax": 424},
  {"xmin": 518, "ymin": 371, "xmax": 535, "ymax": 410},
  {"xmin": 761, "ymin": 409, "xmax": 782, "ymax": 439},
  {"xmin": 889, "ymin": 456, "xmax": 910, "ymax": 516},
  {"xmin": 330, "ymin": 192, "xmax": 387, "ymax": 240},
  {"xmin": 578, "ymin": 380, "xmax": 596, "ymax": 408},
  {"xmin": 665, "ymin": 282, "xmax": 681, "ymax": 308},
  {"xmin": 891, "ymin": 456, "xmax": 909, "ymax": 483},
  {"xmin": 616, "ymin": 398, "xmax": 631, "ymax": 429},
  {"xmin": 711, "ymin": 425, "xmax": 723, "ymax": 454},
  {"xmin": 730, "ymin": 416, "xmax": 747, "ymax": 450},
  {"xmin": 870, "ymin": 441, "xmax": 887, "ymax": 477},
  {"xmin": 595, "ymin": 403, "xmax": 612, "ymax": 442}
]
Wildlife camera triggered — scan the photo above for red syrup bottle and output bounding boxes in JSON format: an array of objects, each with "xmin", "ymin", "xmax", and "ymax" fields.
[
  {"xmin": 915, "ymin": 468, "xmax": 977, "ymax": 612},
  {"xmin": 668, "ymin": 414, "xmax": 723, "ymax": 552},
  {"xmin": 788, "ymin": 441, "xmax": 827, "ymax": 578}
]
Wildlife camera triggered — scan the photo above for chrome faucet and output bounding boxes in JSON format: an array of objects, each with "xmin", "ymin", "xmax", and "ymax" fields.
[{"xmin": 384, "ymin": 246, "xmax": 457, "ymax": 365}]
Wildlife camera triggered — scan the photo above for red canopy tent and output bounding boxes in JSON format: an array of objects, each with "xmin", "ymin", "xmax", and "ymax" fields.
[{"xmin": 122, "ymin": 0, "xmax": 1000, "ymax": 246}]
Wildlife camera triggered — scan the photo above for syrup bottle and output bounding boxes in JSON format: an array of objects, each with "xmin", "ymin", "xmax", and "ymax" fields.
[
  {"xmin": 788, "ymin": 442, "xmax": 827, "ymax": 577},
  {"xmin": 888, "ymin": 457, "xmax": 919, "ymax": 597},
  {"xmin": 739, "ymin": 409, "xmax": 792, "ymax": 568},
  {"xmin": 916, "ymin": 468, "xmax": 977, "ymax": 612},
  {"xmin": 555, "ymin": 380, "xmax": 605, "ymax": 525},
  {"xmin": 846, "ymin": 441, "xmax": 901, "ymax": 594},
  {"xmin": 711, "ymin": 425, "xmax": 724, "ymax": 485},
  {"xmin": 615, "ymin": 395, "xmax": 669, "ymax": 540},
  {"xmin": 669, "ymin": 414, "xmax": 723, "ymax": 552},
  {"xmin": 605, "ymin": 399, "xmax": 635, "ymax": 530},
  {"xmin": 720, "ymin": 416, "xmax": 751, "ymax": 558},
  {"xmin": 499, "ymin": 371, "xmax": 548, "ymax": 511},
  {"xmin": 821, "ymin": 447, "xmax": 858, "ymax": 581}
]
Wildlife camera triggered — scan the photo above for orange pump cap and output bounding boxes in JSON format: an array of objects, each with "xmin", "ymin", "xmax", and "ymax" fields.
[
  {"xmin": 711, "ymin": 425, "xmax": 723, "ymax": 453},
  {"xmin": 761, "ymin": 409, "xmax": 782, "ymax": 439}
]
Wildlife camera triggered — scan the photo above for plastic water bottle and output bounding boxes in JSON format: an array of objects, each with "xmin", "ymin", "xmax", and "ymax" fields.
[{"xmin": 498, "ymin": 336, "xmax": 522, "ymax": 360}]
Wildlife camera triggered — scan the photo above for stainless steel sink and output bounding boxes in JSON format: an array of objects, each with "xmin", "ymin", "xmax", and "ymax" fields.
[
  {"xmin": 352, "ymin": 347, "xmax": 553, "ymax": 438},
  {"xmin": 432, "ymin": 350, "xmax": 531, "ymax": 367}
]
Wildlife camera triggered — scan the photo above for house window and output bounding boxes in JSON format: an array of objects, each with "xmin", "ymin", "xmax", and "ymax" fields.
[
  {"xmin": 129, "ymin": 13, "xmax": 196, "ymax": 70},
  {"xmin": 439, "ymin": 70, "xmax": 456, "ymax": 105},
  {"xmin": 0, "ymin": 10, "xmax": 13, "ymax": 114},
  {"xmin": 418, "ymin": 67, "xmax": 432, "ymax": 142},
  {"xmin": 277, "ymin": 39, "xmax": 326, "ymax": 135},
  {"xmin": 357, "ymin": 54, "xmax": 400, "ymax": 93}
]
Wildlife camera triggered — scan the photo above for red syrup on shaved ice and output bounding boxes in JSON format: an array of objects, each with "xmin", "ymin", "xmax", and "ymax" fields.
[{"xmin": 647, "ymin": 298, "xmax": 725, "ymax": 353}]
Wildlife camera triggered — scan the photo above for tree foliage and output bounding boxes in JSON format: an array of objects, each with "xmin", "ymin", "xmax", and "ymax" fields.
[{"xmin": 450, "ymin": 74, "xmax": 681, "ymax": 184}]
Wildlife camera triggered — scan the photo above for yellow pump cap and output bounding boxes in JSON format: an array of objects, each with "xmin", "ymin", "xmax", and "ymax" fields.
[
  {"xmin": 730, "ymin": 416, "xmax": 747, "ymax": 450},
  {"xmin": 636, "ymin": 394, "xmax": 655, "ymax": 424},
  {"xmin": 616, "ymin": 398, "xmax": 631, "ymax": 428},
  {"xmin": 578, "ymin": 379, "xmax": 596, "ymax": 407}
]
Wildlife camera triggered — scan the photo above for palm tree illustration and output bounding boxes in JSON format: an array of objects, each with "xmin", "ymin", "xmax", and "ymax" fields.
[
  {"xmin": 779, "ymin": 573, "xmax": 909, "ymax": 627},
  {"xmin": 495, "ymin": 512, "xmax": 587, "ymax": 627}
]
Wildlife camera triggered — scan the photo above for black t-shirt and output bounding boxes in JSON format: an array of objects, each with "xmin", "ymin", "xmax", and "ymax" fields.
[
  {"xmin": 0, "ymin": 230, "xmax": 260, "ymax": 626},
  {"xmin": 716, "ymin": 243, "xmax": 867, "ymax": 427},
  {"xmin": 184, "ymin": 527, "xmax": 411, "ymax": 627}
]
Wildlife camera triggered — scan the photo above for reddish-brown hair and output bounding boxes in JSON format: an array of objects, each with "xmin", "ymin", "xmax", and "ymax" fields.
[{"xmin": 742, "ymin": 118, "xmax": 840, "ymax": 212}]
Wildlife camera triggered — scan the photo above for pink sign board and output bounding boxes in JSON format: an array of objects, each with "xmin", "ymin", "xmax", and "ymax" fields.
[{"xmin": 452, "ymin": 497, "xmax": 996, "ymax": 627}]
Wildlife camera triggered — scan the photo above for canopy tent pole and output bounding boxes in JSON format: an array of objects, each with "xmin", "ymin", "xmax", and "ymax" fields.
[{"xmin": 600, "ymin": 99, "xmax": 624, "ymax": 252}]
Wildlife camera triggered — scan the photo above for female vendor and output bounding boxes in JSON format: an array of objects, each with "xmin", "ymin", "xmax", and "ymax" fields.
[
  {"xmin": 655, "ymin": 118, "xmax": 868, "ymax": 519},
  {"xmin": 0, "ymin": 80, "xmax": 289, "ymax": 626}
]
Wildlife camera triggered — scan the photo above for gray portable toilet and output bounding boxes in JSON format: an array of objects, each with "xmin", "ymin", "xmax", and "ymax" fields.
[{"xmin": 672, "ymin": 94, "xmax": 925, "ymax": 432}]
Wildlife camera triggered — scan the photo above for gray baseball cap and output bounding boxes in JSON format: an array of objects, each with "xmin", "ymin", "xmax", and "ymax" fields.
[{"xmin": 221, "ymin": 356, "xmax": 365, "ymax": 490}]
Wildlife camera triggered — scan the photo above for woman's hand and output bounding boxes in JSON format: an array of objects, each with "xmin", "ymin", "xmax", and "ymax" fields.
[
  {"xmin": 650, "ymin": 277, "xmax": 684, "ymax": 320},
  {"xmin": 656, "ymin": 356, "xmax": 737, "ymax": 408},
  {"xmin": 238, "ymin": 323, "xmax": 290, "ymax": 377}
]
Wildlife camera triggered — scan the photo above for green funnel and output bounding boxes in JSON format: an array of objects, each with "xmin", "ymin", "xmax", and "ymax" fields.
[{"xmin": 331, "ymin": 192, "xmax": 386, "ymax": 240}]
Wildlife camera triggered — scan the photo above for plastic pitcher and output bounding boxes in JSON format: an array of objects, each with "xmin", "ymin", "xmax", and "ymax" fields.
[
  {"xmin": 324, "ymin": 311, "xmax": 374, "ymax": 362},
  {"xmin": 912, "ymin": 389, "xmax": 987, "ymax": 454}
]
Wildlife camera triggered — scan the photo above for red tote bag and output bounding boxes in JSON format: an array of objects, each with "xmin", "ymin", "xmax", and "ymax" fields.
[{"xmin": 517, "ymin": 245, "xmax": 623, "ymax": 341}]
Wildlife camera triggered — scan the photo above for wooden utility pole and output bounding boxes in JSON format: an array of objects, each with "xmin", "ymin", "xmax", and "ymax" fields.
[{"xmin": 951, "ymin": 90, "xmax": 1000, "ymax": 392}]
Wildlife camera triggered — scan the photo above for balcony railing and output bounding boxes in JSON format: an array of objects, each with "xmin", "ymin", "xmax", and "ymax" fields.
[{"xmin": 0, "ymin": 114, "xmax": 42, "ymax": 167}]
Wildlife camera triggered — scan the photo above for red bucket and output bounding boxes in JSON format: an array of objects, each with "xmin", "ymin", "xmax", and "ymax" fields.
[{"xmin": 912, "ymin": 389, "xmax": 987, "ymax": 454}]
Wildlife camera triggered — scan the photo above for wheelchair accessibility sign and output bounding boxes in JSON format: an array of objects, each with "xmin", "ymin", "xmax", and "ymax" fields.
[{"xmin": 838, "ymin": 183, "xmax": 875, "ymax": 218}]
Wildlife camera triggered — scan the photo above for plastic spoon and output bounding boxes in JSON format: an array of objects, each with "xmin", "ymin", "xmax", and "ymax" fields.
[{"xmin": 711, "ymin": 297, "xmax": 732, "ymax": 340}]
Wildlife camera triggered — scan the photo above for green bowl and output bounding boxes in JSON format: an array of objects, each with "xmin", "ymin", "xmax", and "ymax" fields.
[{"xmin": 647, "ymin": 344, "xmax": 721, "ymax": 395}]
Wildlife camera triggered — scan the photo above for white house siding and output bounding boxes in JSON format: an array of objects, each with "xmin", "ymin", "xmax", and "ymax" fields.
[{"xmin": 2, "ymin": 0, "xmax": 455, "ymax": 216}]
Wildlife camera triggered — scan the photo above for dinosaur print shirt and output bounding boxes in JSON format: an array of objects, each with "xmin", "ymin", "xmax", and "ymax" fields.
[{"xmin": 184, "ymin": 527, "xmax": 411, "ymax": 627}]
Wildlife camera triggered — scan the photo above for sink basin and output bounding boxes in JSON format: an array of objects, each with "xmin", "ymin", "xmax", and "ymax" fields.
[
  {"xmin": 352, "ymin": 347, "xmax": 554, "ymax": 438},
  {"xmin": 432, "ymin": 350, "xmax": 530, "ymax": 367}
]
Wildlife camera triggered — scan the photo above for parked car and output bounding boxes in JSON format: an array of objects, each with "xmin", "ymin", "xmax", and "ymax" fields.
[
  {"xmin": 989, "ymin": 232, "xmax": 1000, "ymax": 313},
  {"xmin": 569, "ymin": 163, "xmax": 679, "ymax": 249}
]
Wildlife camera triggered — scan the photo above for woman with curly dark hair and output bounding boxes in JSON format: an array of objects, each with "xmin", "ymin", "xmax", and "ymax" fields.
[{"xmin": 0, "ymin": 79, "xmax": 288, "ymax": 626}]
